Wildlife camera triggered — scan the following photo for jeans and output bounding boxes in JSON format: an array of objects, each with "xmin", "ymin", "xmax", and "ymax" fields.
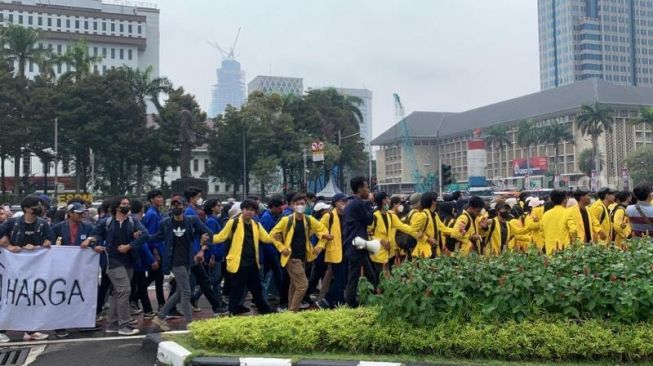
[
  {"xmin": 191, "ymin": 262, "xmax": 223, "ymax": 306},
  {"xmin": 146, "ymin": 266, "xmax": 165, "ymax": 310},
  {"xmin": 106, "ymin": 266, "xmax": 134, "ymax": 328},
  {"xmin": 228, "ymin": 266, "xmax": 271, "ymax": 315},
  {"xmin": 158, "ymin": 266, "xmax": 192, "ymax": 323},
  {"xmin": 190, "ymin": 263, "xmax": 223, "ymax": 311},
  {"xmin": 97, "ymin": 266, "xmax": 112, "ymax": 316},
  {"xmin": 130, "ymin": 271, "xmax": 153, "ymax": 314},
  {"xmin": 262, "ymin": 252, "xmax": 284, "ymax": 302},
  {"xmin": 307, "ymin": 252, "xmax": 326, "ymax": 298},
  {"xmin": 325, "ymin": 259, "xmax": 347, "ymax": 307},
  {"xmin": 345, "ymin": 253, "xmax": 377, "ymax": 308}
]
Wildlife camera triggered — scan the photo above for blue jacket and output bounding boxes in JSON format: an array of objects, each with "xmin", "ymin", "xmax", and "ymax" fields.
[
  {"xmin": 151, "ymin": 215, "xmax": 213, "ymax": 274},
  {"xmin": 143, "ymin": 206, "xmax": 165, "ymax": 256},
  {"xmin": 92, "ymin": 215, "xmax": 149, "ymax": 268},
  {"xmin": 259, "ymin": 210, "xmax": 284, "ymax": 261},
  {"xmin": 205, "ymin": 215, "xmax": 225, "ymax": 261},
  {"xmin": 0, "ymin": 216, "xmax": 54, "ymax": 246},
  {"xmin": 52, "ymin": 219, "xmax": 94, "ymax": 246}
]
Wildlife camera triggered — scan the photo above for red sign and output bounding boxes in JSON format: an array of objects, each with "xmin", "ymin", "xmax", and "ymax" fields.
[{"xmin": 512, "ymin": 156, "xmax": 548, "ymax": 176}]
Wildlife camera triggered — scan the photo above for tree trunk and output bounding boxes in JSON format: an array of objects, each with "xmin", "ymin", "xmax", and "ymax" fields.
[
  {"xmin": 159, "ymin": 166, "xmax": 167, "ymax": 189},
  {"xmin": 136, "ymin": 163, "xmax": 144, "ymax": 197},
  {"xmin": 1, "ymin": 153, "xmax": 5, "ymax": 195},
  {"xmin": 13, "ymin": 148, "xmax": 21, "ymax": 194},
  {"xmin": 592, "ymin": 135, "xmax": 600, "ymax": 174}
]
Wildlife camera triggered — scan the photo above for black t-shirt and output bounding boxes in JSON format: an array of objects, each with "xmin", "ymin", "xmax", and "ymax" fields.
[
  {"xmin": 172, "ymin": 219, "xmax": 190, "ymax": 267},
  {"xmin": 109, "ymin": 219, "xmax": 133, "ymax": 268},
  {"xmin": 240, "ymin": 222, "xmax": 256, "ymax": 268},
  {"xmin": 291, "ymin": 218, "xmax": 307, "ymax": 261},
  {"xmin": 20, "ymin": 222, "xmax": 37, "ymax": 247},
  {"xmin": 580, "ymin": 209, "xmax": 592, "ymax": 243},
  {"xmin": 499, "ymin": 221, "xmax": 508, "ymax": 250}
]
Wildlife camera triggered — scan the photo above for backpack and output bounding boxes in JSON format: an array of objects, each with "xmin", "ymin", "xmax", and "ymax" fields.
[
  {"xmin": 223, "ymin": 214, "xmax": 241, "ymax": 255},
  {"xmin": 396, "ymin": 210, "xmax": 424, "ymax": 252},
  {"xmin": 609, "ymin": 205, "xmax": 628, "ymax": 241},
  {"xmin": 10, "ymin": 218, "xmax": 45, "ymax": 246},
  {"xmin": 445, "ymin": 212, "xmax": 472, "ymax": 251},
  {"xmin": 282, "ymin": 215, "xmax": 312, "ymax": 243}
]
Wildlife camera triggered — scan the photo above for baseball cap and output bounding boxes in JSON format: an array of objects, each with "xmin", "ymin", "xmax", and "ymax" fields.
[
  {"xmin": 332, "ymin": 193, "xmax": 348, "ymax": 204},
  {"xmin": 38, "ymin": 194, "xmax": 51, "ymax": 207},
  {"xmin": 67, "ymin": 202, "xmax": 87, "ymax": 213},
  {"xmin": 409, "ymin": 193, "xmax": 422, "ymax": 208}
]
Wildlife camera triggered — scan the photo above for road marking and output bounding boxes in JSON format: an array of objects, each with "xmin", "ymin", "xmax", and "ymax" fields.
[
  {"xmin": 0, "ymin": 330, "xmax": 189, "ymax": 347},
  {"xmin": 23, "ymin": 345, "xmax": 46, "ymax": 366}
]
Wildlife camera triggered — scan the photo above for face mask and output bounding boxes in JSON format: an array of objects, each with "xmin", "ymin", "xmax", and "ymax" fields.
[
  {"xmin": 172, "ymin": 207, "xmax": 183, "ymax": 216},
  {"xmin": 499, "ymin": 211, "xmax": 511, "ymax": 219},
  {"xmin": 32, "ymin": 207, "xmax": 42, "ymax": 216},
  {"xmin": 195, "ymin": 198, "xmax": 204, "ymax": 206},
  {"xmin": 397, "ymin": 205, "xmax": 404, "ymax": 214},
  {"xmin": 383, "ymin": 204, "xmax": 390, "ymax": 211},
  {"xmin": 119, "ymin": 206, "xmax": 130, "ymax": 214},
  {"xmin": 294, "ymin": 205, "xmax": 306, "ymax": 214}
]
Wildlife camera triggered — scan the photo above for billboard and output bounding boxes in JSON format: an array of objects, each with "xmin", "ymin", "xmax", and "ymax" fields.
[
  {"xmin": 512, "ymin": 156, "xmax": 548, "ymax": 176},
  {"xmin": 467, "ymin": 138, "xmax": 487, "ymax": 187}
]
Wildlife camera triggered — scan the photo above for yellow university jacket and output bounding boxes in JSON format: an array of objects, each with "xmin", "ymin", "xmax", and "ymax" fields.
[
  {"xmin": 369, "ymin": 210, "xmax": 418, "ymax": 264},
  {"xmin": 567, "ymin": 205, "xmax": 602, "ymax": 244},
  {"xmin": 450, "ymin": 211, "xmax": 481, "ymax": 256},
  {"xmin": 540, "ymin": 205, "xmax": 574, "ymax": 255},
  {"xmin": 589, "ymin": 200, "xmax": 612, "ymax": 244},
  {"xmin": 482, "ymin": 217, "xmax": 539, "ymax": 256},
  {"xmin": 409, "ymin": 209, "xmax": 453, "ymax": 258},
  {"xmin": 315, "ymin": 209, "xmax": 343, "ymax": 264},
  {"xmin": 611, "ymin": 204, "xmax": 631, "ymax": 247},
  {"xmin": 213, "ymin": 216, "xmax": 285, "ymax": 274},
  {"xmin": 270, "ymin": 214, "xmax": 329, "ymax": 267}
]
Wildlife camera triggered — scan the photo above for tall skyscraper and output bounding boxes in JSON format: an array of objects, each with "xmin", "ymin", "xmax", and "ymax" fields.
[
  {"xmin": 248, "ymin": 75, "xmax": 303, "ymax": 96},
  {"xmin": 336, "ymin": 88, "xmax": 373, "ymax": 152},
  {"xmin": 209, "ymin": 59, "xmax": 246, "ymax": 118},
  {"xmin": 538, "ymin": 0, "xmax": 653, "ymax": 90},
  {"xmin": 0, "ymin": 0, "xmax": 159, "ymax": 79}
]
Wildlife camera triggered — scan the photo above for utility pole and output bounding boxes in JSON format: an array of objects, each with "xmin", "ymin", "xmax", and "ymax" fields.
[
  {"xmin": 54, "ymin": 118, "xmax": 58, "ymax": 200},
  {"xmin": 242, "ymin": 130, "xmax": 247, "ymax": 198},
  {"xmin": 303, "ymin": 148, "xmax": 307, "ymax": 192}
]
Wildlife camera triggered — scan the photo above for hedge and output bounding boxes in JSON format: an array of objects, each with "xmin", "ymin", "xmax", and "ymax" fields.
[
  {"xmin": 188, "ymin": 307, "xmax": 653, "ymax": 362},
  {"xmin": 360, "ymin": 239, "xmax": 653, "ymax": 325}
]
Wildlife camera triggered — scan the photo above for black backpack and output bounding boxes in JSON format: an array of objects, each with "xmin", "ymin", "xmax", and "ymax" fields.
[
  {"xmin": 445, "ymin": 212, "xmax": 472, "ymax": 251},
  {"xmin": 396, "ymin": 211, "xmax": 424, "ymax": 252},
  {"xmin": 223, "ymin": 215, "xmax": 241, "ymax": 255}
]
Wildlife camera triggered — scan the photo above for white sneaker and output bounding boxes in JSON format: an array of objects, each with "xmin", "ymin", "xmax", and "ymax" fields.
[
  {"xmin": 23, "ymin": 332, "xmax": 49, "ymax": 341},
  {"xmin": 0, "ymin": 333, "xmax": 9, "ymax": 343}
]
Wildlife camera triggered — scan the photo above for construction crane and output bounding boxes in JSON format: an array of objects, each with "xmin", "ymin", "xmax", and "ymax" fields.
[
  {"xmin": 393, "ymin": 93, "xmax": 434, "ymax": 193},
  {"xmin": 208, "ymin": 27, "xmax": 241, "ymax": 60}
]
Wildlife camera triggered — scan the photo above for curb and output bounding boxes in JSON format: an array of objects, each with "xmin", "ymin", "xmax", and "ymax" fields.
[{"xmin": 143, "ymin": 334, "xmax": 448, "ymax": 366}]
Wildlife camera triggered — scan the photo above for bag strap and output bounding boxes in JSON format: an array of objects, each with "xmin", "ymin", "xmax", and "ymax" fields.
[
  {"xmin": 599, "ymin": 204, "xmax": 607, "ymax": 224},
  {"xmin": 635, "ymin": 203, "xmax": 653, "ymax": 226}
]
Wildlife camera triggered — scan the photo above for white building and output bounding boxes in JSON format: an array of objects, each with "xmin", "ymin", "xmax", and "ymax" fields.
[
  {"xmin": 248, "ymin": 75, "xmax": 303, "ymax": 96},
  {"xmin": 0, "ymin": 0, "xmax": 160, "ymax": 79}
]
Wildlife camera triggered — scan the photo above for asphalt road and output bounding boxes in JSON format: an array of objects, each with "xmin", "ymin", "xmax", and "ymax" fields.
[{"xmin": 30, "ymin": 337, "xmax": 155, "ymax": 366}]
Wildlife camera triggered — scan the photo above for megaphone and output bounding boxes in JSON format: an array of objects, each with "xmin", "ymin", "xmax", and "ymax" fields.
[{"xmin": 352, "ymin": 236, "xmax": 381, "ymax": 255}]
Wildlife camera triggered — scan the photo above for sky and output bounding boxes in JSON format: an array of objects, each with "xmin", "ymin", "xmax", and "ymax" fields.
[{"xmin": 153, "ymin": 0, "xmax": 540, "ymax": 139}]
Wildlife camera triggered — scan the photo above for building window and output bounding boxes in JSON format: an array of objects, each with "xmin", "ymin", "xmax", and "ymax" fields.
[
  {"xmin": 84, "ymin": 20, "xmax": 88, "ymax": 30},
  {"xmin": 66, "ymin": 19, "xmax": 70, "ymax": 28},
  {"xmin": 93, "ymin": 64, "xmax": 98, "ymax": 73},
  {"xmin": 102, "ymin": 48, "xmax": 107, "ymax": 58},
  {"xmin": 0, "ymin": 13, "xmax": 5, "ymax": 23},
  {"xmin": 57, "ymin": 18, "xmax": 61, "ymax": 27},
  {"xmin": 93, "ymin": 47, "xmax": 98, "ymax": 56},
  {"xmin": 193, "ymin": 160, "xmax": 199, "ymax": 172},
  {"xmin": 102, "ymin": 65, "xmax": 107, "ymax": 74},
  {"xmin": 37, "ymin": 17, "xmax": 42, "ymax": 26},
  {"xmin": 18, "ymin": 15, "xmax": 23, "ymax": 24},
  {"xmin": 75, "ymin": 20, "xmax": 79, "ymax": 29},
  {"xmin": 138, "ymin": 24, "xmax": 142, "ymax": 34},
  {"xmin": 57, "ymin": 63, "xmax": 62, "ymax": 73},
  {"xmin": 102, "ymin": 22, "xmax": 106, "ymax": 31},
  {"xmin": 204, "ymin": 159, "xmax": 209, "ymax": 172},
  {"xmin": 119, "ymin": 23, "xmax": 123, "ymax": 33},
  {"xmin": 128, "ymin": 49, "xmax": 132, "ymax": 60},
  {"xmin": 47, "ymin": 17, "xmax": 51, "ymax": 27},
  {"xmin": 119, "ymin": 49, "xmax": 124, "ymax": 60},
  {"xmin": 128, "ymin": 24, "xmax": 132, "ymax": 33},
  {"xmin": 93, "ymin": 21, "xmax": 97, "ymax": 31},
  {"xmin": 111, "ymin": 22, "xmax": 115, "ymax": 32},
  {"xmin": 57, "ymin": 44, "xmax": 62, "ymax": 54},
  {"xmin": 111, "ymin": 48, "xmax": 115, "ymax": 59},
  {"xmin": 28, "ymin": 16, "xmax": 32, "ymax": 25}
]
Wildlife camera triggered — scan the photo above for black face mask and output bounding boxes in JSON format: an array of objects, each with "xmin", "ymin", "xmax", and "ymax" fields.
[
  {"xmin": 32, "ymin": 207, "xmax": 42, "ymax": 216},
  {"xmin": 172, "ymin": 207, "xmax": 183, "ymax": 216},
  {"xmin": 119, "ymin": 206, "xmax": 130, "ymax": 214},
  {"xmin": 499, "ymin": 211, "xmax": 511, "ymax": 219}
]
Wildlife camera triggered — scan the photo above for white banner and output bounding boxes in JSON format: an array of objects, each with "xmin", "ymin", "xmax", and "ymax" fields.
[{"xmin": 0, "ymin": 246, "xmax": 99, "ymax": 331}]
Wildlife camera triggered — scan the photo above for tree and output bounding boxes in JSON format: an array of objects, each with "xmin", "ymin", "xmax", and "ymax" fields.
[
  {"xmin": 540, "ymin": 122, "xmax": 573, "ymax": 175},
  {"xmin": 208, "ymin": 106, "xmax": 246, "ymax": 197},
  {"xmin": 576, "ymin": 103, "xmax": 614, "ymax": 174},
  {"xmin": 124, "ymin": 65, "xmax": 173, "ymax": 112},
  {"xmin": 631, "ymin": 107, "xmax": 653, "ymax": 143},
  {"xmin": 58, "ymin": 39, "xmax": 102, "ymax": 83},
  {"xmin": 578, "ymin": 148, "xmax": 600, "ymax": 177},
  {"xmin": 484, "ymin": 125, "xmax": 512, "ymax": 178},
  {"xmin": 516, "ymin": 119, "xmax": 538, "ymax": 175},
  {"xmin": 624, "ymin": 146, "xmax": 653, "ymax": 185}
]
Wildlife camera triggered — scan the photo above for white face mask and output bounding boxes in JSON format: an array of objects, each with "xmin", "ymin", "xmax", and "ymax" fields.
[
  {"xmin": 294, "ymin": 205, "xmax": 306, "ymax": 214},
  {"xmin": 397, "ymin": 205, "xmax": 405, "ymax": 214},
  {"xmin": 195, "ymin": 198, "xmax": 204, "ymax": 206}
]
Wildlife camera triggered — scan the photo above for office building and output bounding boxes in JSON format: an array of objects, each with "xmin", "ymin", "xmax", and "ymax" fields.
[
  {"xmin": 248, "ymin": 75, "xmax": 303, "ymax": 96},
  {"xmin": 209, "ymin": 59, "xmax": 246, "ymax": 118}
]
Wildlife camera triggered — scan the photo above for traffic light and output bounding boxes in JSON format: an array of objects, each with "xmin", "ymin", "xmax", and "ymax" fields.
[{"xmin": 441, "ymin": 164, "xmax": 453, "ymax": 186}]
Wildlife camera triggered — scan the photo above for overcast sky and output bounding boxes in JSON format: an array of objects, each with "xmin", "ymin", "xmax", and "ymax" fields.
[{"xmin": 153, "ymin": 0, "xmax": 540, "ymax": 139}]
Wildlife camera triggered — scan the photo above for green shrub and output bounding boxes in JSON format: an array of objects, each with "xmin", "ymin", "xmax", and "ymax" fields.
[
  {"xmin": 188, "ymin": 307, "xmax": 653, "ymax": 362},
  {"xmin": 360, "ymin": 239, "xmax": 653, "ymax": 325}
]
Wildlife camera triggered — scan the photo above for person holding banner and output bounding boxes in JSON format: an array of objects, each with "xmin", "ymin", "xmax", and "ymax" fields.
[
  {"xmin": 92, "ymin": 197, "xmax": 149, "ymax": 336},
  {"xmin": 0, "ymin": 195, "xmax": 55, "ymax": 341}
]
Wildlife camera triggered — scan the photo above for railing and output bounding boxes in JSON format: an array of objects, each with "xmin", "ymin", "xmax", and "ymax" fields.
[{"xmin": 102, "ymin": 0, "xmax": 157, "ymax": 9}]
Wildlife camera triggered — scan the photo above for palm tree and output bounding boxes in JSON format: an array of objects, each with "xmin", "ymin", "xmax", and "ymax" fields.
[
  {"xmin": 124, "ymin": 65, "xmax": 173, "ymax": 112},
  {"xmin": 58, "ymin": 39, "xmax": 102, "ymax": 83},
  {"xmin": 631, "ymin": 107, "xmax": 653, "ymax": 143},
  {"xmin": 576, "ymin": 103, "xmax": 614, "ymax": 174},
  {"xmin": 540, "ymin": 122, "xmax": 573, "ymax": 175},
  {"xmin": 516, "ymin": 119, "xmax": 538, "ymax": 175},
  {"xmin": 484, "ymin": 125, "xmax": 512, "ymax": 178},
  {"xmin": 0, "ymin": 24, "xmax": 49, "ymax": 78}
]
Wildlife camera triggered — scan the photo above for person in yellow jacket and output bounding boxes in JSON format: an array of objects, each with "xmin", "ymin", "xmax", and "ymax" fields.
[
  {"xmin": 569, "ymin": 189, "xmax": 606, "ymax": 244},
  {"xmin": 313, "ymin": 193, "xmax": 348, "ymax": 309},
  {"xmin": 526, "ymin": 198, "xmax": 545, "ymax": 251},
  {"xmin": 481, "ymin": 203, "xmax": 540, "ymax": 255},
  {"xmin": 270, "ymin": 193, "xmax": 332, "ymax": 312},
  {"xmin": 611, "ymin": 191, "xmax": 632, "ymax": 249},
  {"xmin": 409, "ymin": 192, "xmax": 453, "ymax": 259},
  {"xmin": 450, "ymin": 196, "xmax": 486, "ymax": 255},
  {"xmin": 211, "ymin": 199, "xmax": 285, "ymax": 315},
  {"xmin": 589, "ymin": 187, "xmax": 616, "ymax": 245},
  {"xmin": 541, "ymin": 190, "xmax": 575, "ymax": 255},
  {"xmin": 367, "ymin": 192, "xmax": 419, "ymax": 276},
  {"xmin": 438, "ymin": 201, "xmax": 458, "ymax": 254}
]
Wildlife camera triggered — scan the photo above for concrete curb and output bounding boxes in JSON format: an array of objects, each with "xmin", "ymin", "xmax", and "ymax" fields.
[{"xmin": 143, "ymin": 333, "xmax": 448, "ymax": 366}]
